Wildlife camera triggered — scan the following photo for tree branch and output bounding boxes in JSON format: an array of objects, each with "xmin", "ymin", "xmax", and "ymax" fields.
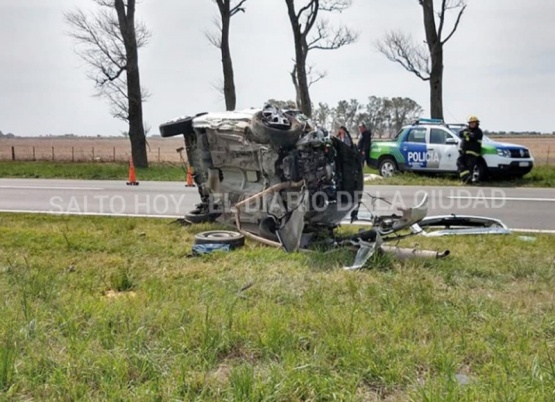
[
  {"xmin": 307, "ymin": 64, "xmax": 327, "ymax": 88},
  {"xmin": 230, "ymin": 0, "xmax": 248, "ymax": 16},
  {"xmin": 308, "ymin": 20, "xmax": 357, "ymax": 50},
  {"xmin": 441, "ymin": 2, "xmax": 467, "ymax": 44},
  {"xmin": 437, "ymin": 0, "xmax": 447, "ymax": 40},
  {"xmin": 319, "ymin": 0, "xmax": 351, "ymax": 12},
  {"xmin": 376, "ymin": 31, "xmax": 431, "ymax": 81}
]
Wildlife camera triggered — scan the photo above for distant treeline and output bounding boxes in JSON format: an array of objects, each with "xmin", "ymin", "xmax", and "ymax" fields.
[
  {"xmin": 484, "ymin": 131, "xmax": 555, "ymax": 136},
  {"xmin": 0, "ymin": 131, "xmax": 16, "ymax": 138}
]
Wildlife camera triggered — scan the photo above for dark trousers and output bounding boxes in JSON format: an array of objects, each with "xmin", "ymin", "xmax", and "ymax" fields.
[
  {"xmin": 456, "ymin": 154, "xmax": 478, "ymax": 182},
  {"xmin": 360, "ymin": 151, "xmax": 371, "ymax": 168}
]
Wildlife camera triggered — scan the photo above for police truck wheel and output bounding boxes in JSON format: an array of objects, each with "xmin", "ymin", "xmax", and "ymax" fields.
[{"xmin": 378, "ymin": 157, "xmax": 397, "ymax": 177}]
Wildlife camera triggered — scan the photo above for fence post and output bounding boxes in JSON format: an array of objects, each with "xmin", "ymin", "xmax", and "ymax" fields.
[
  {"xmin": 11, "ymin": 146, "xmax": 15, "ymax": 161},
  {"xmin": 51, "ymin": 146, "xmax": 55, "ymax": 161},
  {"xmin": 92, "ymin": 146, "xmax": 95, "ymax": 162},
  {"xmin": 158, "ymin": 147, "xmax": 160, "ymax": 163},
  {"xmin": 113, "ymin": 146, "xmax": 116, "ymax": 162},
  {"xmin": 32, "ymin": 146, "xmax": 36, "ymax": 161},
  {"xmin": 72, "ymin": 146, "xmax": 75, "ymax": 162},
  {"xmin": 547, "ymin": 145, "xmax": 551, "ymax": 165}
]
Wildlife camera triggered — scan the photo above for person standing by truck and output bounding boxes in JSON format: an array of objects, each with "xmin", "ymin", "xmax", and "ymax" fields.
[
  {"xmin": 357, "ymin": 123, "xmax": 372, "ymax": 167},
  {"xmin": 457, "ymin": 116, "xmax": 483, "ymax": 184}
]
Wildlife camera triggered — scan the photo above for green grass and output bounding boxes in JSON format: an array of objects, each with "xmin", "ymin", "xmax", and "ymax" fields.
[
  {"xmin": 1, "ymin": 161, "xmax": 554, "ymax": 188},
  {"xmin": 0, "ymin": 161, "xmax": 186, "ymax": 181},
  {"xmin": 1, "ymin": 213, "xmax": 555, "ymax": 400},
  {"xmin": 365, "ymin": 165, "xmax": 555, "ymax": 188}
]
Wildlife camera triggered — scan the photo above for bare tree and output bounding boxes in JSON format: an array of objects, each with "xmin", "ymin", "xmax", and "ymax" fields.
[
  {"xmin": 332, "ymin": 99, "xmax": 360, "ymax": 135},
  {"xmin": 285, "ymin": 0, "xmax": 357, "ymax": 117},
  {"xmin": 66, "ymin": 0, "xmax": 150, "ymax": 167},
  {"xmin": 386, "ymin": 97, "xmax": 424, "ymax": 134},
  {"xmin": 290, "ymin": 64, "xmax": 327, "ymax": 108},
  {"xmin": 312, "ymin": 102, "xmax": 332, "ymax": 128},
  {"xmin": 376, "ymin": 0, "xmax": 467, "ymax": 120},
  {"xmin": 207, "ymin": 0, "xmax": 248, "ymax": 111}
]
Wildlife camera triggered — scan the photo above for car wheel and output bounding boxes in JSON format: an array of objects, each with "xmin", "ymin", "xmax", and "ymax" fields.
[
  {"xmin": 194, "ymin": 230, "xmax": 245, "ymax": 249},
  {"xmin": 378, "ymin": 157, "xmax": 397, "ymax": 177},
  {"xmin": 473, "ymin": 160, "xmax": 488, "ymax": 182},
  {"xmin": 249, "ymin": 111, "xmax": 303, "ymax": 147}
]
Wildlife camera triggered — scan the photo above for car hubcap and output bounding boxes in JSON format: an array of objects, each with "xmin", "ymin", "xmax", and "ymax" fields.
[
  {"xmin": 381, "ymin": 162, "xmax": 395, "ymax": 177},
  {"xmin": 204, "ymin": 231, "xmax": 233, "ymax": 239}
]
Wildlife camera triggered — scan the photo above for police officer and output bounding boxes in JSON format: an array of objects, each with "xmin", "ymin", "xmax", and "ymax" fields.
[{"xmin": 457, "ymin": 116, "xmax": 483, "ymax": 184}]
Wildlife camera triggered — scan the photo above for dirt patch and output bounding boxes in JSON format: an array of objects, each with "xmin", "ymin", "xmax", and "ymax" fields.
[{"xmin": 104, "ymin": 289, "xmax": 138, "ymax": 299}]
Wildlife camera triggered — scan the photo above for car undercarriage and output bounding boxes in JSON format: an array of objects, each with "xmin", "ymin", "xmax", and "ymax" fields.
[{"xmin": 160, "ymin": 105, "xmax": 509, "ymax": 269}]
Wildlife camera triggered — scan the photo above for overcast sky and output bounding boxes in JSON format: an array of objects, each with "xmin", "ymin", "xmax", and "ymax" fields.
[{"xmin": 1, "ymin": 0, "xmax": 554, "ymax": 136}]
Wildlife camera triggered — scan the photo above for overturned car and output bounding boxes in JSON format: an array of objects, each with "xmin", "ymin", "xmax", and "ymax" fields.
[{"xmin": 160, "ymin": 105, "xmax": 446, "ymax": 268}]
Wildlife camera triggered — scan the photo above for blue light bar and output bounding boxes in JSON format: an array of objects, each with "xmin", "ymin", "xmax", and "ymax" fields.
[{"xmin": 418, "ymin": 118, "xmax": 444, "ymax": 124}]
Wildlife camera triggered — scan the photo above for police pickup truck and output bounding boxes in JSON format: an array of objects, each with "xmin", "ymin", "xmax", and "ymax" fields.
[{"xmin": 369, "ymin": 119, "xmax": 534, "ymax": 179}]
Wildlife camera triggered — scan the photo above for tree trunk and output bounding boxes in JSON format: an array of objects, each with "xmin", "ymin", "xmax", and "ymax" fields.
[
  {"xmin": 126, "ymin": 56, "xmax": 147, "ymax": 167},
  {"xmin": 295, "ymin": 50, "xmax": 312, "ymax": 117},
  {"xmin": 285, "ymin": 0, "xmax": 313, "ymax": 117},
  {"xmin": 290, "ymin": 67, "xmax": 302, "ymax": 111},
  {"xmin": 421, "ymin": 0, "xmax": 443, "ymax": 121},
  {"xmin": 115, "ymin": 0, "xmax": 148, "ymax": 168},
  {"xmin": 429, "ymin": 48, "xmax": 444, "ymax": 120},
  {"xmin": 220, "ymin": 15, "xmax": 237, "ymax": 111}
]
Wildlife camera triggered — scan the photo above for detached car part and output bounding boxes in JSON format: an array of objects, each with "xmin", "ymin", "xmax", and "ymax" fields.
[
  {"xmin": 194, "ymin": 230, "xmax": 246, "ymax": 249},
  {"xmin": 411, "ymin": 215, "xmax": 511, "ymax": 237}
]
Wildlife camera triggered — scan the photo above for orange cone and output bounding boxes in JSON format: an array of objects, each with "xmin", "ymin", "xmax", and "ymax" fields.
[
  {"xmin": 127, "ymin": 157, "xmax": 139, "ymax": 186},
  {"xmin": 186, "ymin": 164, "xmax": 195, "ymax": 187}
]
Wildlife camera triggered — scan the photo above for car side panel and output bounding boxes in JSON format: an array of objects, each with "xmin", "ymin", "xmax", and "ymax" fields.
[{"xmin": 400, "ymin": 141, "xmax": 428, "ymax": 170}]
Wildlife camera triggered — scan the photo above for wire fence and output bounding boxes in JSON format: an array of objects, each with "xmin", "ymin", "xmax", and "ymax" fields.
[
  {"xmin": 0, "ymin": 138, "xmax": 186, "ymax": 163},
  {"xmin": 0, "ymin": 137, "xmax": 553, "ymax": 165}
]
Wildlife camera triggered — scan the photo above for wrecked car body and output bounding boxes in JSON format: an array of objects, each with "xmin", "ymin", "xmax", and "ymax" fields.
[{"xmin": 160, "ymin": 105, "xmax": 447, "ymax": 268}]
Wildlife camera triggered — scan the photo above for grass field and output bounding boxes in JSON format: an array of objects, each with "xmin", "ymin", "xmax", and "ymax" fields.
[
  {"xmin": 364, "ymin": 165, "xmax": 555, "ymax": 188},
  {"xmin": 1, "ymin": 161, "xmax": 554, "ymax": 188},
  {"xmin": 0, "ymin": 161, "xmax": 188, "ymax": 182},
  {"xmin": 1, "ymin": 213, "xmax": 555, "ymax": 400}
]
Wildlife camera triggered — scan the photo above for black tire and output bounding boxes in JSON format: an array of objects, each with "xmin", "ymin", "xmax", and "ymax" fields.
[
  {"xmin": 184, "ymin": 209, "xmax": 220, "ymax": 224},
  {"xmin": 159, "ymin": 113, "xmax": 207, "ymax": 137},
  {"xmin": 474, "ymin": 159, "xmax": 488, "ymax": 182},
  {"xmin": 249, "ymin": 111, "xmax": 303, "ymax": 147},
  {"xmin": 194, "ymin": 230, "xmax": 245, "ymax": 249},
  {"xmin": 378, "ymin": 157, "xmax": 397, "ymax": 177}
]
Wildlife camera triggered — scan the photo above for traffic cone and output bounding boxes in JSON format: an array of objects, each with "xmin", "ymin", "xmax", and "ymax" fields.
[
  {"xmin": 127, "ymin": 157, "xmax": 139, "ymax": 186},
  {"xmin": 186, "ymin": 164, "xmax": 195, "ymax": 187}
]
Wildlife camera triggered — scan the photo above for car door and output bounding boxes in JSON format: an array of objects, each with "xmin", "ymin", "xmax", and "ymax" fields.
[
  {"xmin": 400, "ymin": 127, "xmax": 428, "ymax": 171},
  {"xmin": 427, "ymin": 128, "xmax": 459, "ymax": 172}
]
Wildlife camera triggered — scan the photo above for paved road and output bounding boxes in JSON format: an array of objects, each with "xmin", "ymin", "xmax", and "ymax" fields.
[{"xmin": 1, "ymin": 178, "xmax": 554, "ymax": 233}]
